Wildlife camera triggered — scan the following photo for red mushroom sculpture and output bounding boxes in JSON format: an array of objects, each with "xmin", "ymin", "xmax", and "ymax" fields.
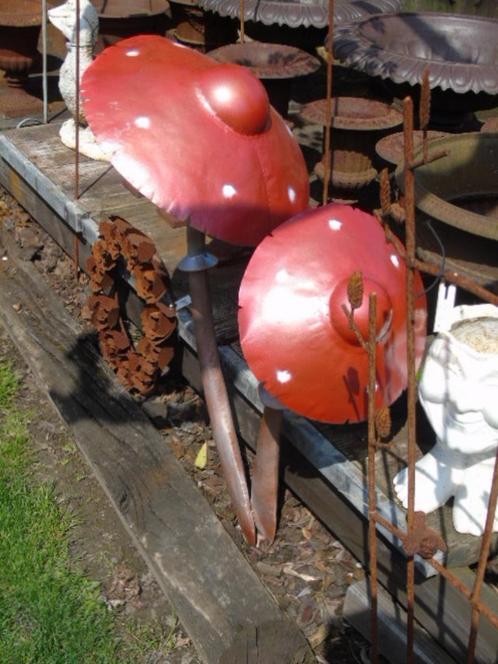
[
  {"xmin": 81, "ymin": 34, "xmax": 309, "ymax": 545},
  {"xmin": 238, "ymin": 203, "xmax": 427, "ymax": 541}
]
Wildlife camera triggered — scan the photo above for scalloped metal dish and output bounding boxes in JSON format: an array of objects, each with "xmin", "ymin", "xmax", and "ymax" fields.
[
  {"xmin": 198, "ymin": 0, "xmax": 400, "ymax": 29},
  {"xmin": 300, "ymin": 97, "xmax": 402, "ymax": 131},
  {"xmin": 334, "ymin": 12, "xmax": 498, "ymax": 95}
]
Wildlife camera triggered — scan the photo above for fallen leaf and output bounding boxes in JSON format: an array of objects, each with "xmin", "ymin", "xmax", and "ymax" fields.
[{"xmin": 194, "ymin": 442, "xmax": 208, "ymax": 469}]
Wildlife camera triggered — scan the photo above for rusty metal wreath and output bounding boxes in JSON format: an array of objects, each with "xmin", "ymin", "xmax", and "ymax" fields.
[{"xmin": 83, "ymin": 215, "xmax": 177, "ymax": 396}]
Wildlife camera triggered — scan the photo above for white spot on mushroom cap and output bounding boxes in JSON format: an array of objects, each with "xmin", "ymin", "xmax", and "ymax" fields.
[
  {"xmin": 288, "ymin": 186, "xmax": 296, "ymax": 203},
  {"xmin": 276, "ymin": 369, "xmax": 292, "ymax": 384},
  {"xmin": 275, "ymin": 268, "xmax": 290, "ymax": 284},
  {"xmin": 134, "ymin": 116, "xmax": 151, "ymax": 129},
  {"xmin": 222, "ymin": 184, "xmax": 237, "ymax": 199},
  {"xmin": 390, "ymin": 254, "xmax": 400, "ymax": 268},
  {"xmin": 126, "ymin": 49, "xmax": 140, "ymax": 57},
  {"xmin": 328, "ymin": 219, "xmax": 342, "ymax": 231}
]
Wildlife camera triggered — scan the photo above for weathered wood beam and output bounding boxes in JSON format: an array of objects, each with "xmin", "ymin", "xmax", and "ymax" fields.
[{"xmin": 0, "ymin": 232, "xmax": 314, "ymax": 664}]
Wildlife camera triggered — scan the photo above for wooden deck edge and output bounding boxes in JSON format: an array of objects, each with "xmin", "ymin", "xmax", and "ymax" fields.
[
  {"xmin": 0, "ymin": 232, "xmax": 314, "ymax": 664},
  {"xmin": 344, "ymin": 579, "xmax": 457, "ymax": 664}
]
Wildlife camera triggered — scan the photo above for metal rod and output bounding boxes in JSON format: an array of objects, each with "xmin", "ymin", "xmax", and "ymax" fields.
[
  {"xmin": 381, "ymin": 224, "xmax": 498, "ymax": 306},
  {"xmin": 251, "ymin": 405, "xmax": 283, "ymax": 544},
  {"xmin": 367, "ymin": 292, "xmax": 379, "ymax": 664},
  {"xmin": 322, "ymin": 0, "xmax": 334, "ymax": 205},
  {"xmin": 75, "ymin": 0, "xmax": 81, "ymax": 201},
  {"xmin": 466, "ymin": 449, "xmax": 498, "ymax": 664},
  {"xmin": 239, "ymin": 0, "xmax": 245, "ymax": 43},
  {"xmin": 41, "ymin": 0, "xmax": 48, "ymax": 124},
  {"xmin": 419, "ymin": 68, "xmax": 430, "ymax": 164},
  {"xmin": 184, "ymin": 227, "xmax": 255, "ymax": 545},
  {"xmin": 403, "ymin": 96, "xmax": 417, "ymax": 664}
]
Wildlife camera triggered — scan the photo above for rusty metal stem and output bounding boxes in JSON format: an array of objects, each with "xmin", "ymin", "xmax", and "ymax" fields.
[
  {"xmin": 381, "ymin": 224, "xmax": 498, "ymax": 306},
  {"xmin": 251, "ymin": 406, "xmax": 283, "ymax": 543},
  {"xmin": 239, "ymin": 0, "xmax": 245, "ymax": 43},
  {"xmin": 322, "ymin": 0, "xmax": 334, "ymax": 205},
  {"xmin": 466, "ymin": 449, "xmax": 498, "ymax": 664},
  {"xmin": 403, "ymin": 96, "xmax": 416, "ymax": 664},
  {"xmin": 367, "ymin": 292, "xmax": 379, "ymax": 664},
  {"xmin": 188, "ymin": 269, "xmax": 256, "ymax": 545}
]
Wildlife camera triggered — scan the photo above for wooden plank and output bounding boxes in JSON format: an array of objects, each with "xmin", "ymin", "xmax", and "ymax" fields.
[{"xmin": 0, "ymin": 231, "xmax": 313, "ymax": 664}]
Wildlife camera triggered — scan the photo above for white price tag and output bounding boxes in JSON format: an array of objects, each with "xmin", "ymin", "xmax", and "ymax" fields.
[{"xmin": 433, "ymin": 282, "xmax": 456, "ymax": 333}]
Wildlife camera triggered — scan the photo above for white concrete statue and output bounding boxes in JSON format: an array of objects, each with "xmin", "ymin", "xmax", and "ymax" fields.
[
  {"xmin": 394, "ymin": 304, "xmax": 498, "ymax": 536},
  {"xmin": 49, "ymin": 0, "xmax": 109, "ymax": 161}
]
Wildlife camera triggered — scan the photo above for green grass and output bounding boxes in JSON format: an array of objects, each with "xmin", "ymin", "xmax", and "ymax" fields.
[{"xmin": 0, "ymin": 362, "xmax": 135, "ymax": 664}]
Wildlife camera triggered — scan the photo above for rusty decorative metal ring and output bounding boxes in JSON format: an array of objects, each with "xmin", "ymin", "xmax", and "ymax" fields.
[{"xmin": 83, "ymin": 216, "xmax": 177, "ymax": 396}]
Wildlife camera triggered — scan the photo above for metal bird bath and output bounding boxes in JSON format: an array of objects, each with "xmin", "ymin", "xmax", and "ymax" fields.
[
  {"xmin": 396, "ymin": 132, "xmax": 498, "ymax": 291},
  {"xmin": 91, "ymin": 0, "xmax": 171, "ymax": 50},
  {"xmin": 198, "ymin": 0, "xmax": 401, "ymax": 28},
  {"xmin": 334, "ymin": 12, "xmax": 498, "ymax": 129},
  {"xmin": 0, "ymin": 0, "xmax": 42, "ymax": 117},
  {"xmin": 301, "ymin": 96, "xmax": 403, "ymax": 189}
]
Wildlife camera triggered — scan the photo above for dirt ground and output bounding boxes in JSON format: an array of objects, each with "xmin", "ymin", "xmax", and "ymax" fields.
[{"xmin": 0, "ymin": 185, "xmax": 372, "ymax": 663}]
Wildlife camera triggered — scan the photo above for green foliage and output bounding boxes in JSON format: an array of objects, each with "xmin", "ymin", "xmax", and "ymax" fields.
[{"xmin": 0, "ymin": 361, "xmax": 117, "ymax": 663}]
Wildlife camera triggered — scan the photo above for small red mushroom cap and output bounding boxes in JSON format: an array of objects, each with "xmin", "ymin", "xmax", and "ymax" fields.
[
  {"xmin": 81, "ymin": 35, "xmax": 309, "ymax": 246},
  {"xmin": 238, "ymin": 203, "xmax": 427, "ymax": 423}
]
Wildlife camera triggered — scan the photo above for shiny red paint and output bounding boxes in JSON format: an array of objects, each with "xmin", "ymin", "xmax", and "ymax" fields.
[
  {"xmin": 238, "ymin": 203, "xmax": 427, "ymax": 423},
  {"xmin": 81, "ymin": 35, "xmax": 309, "ymax": 246}
]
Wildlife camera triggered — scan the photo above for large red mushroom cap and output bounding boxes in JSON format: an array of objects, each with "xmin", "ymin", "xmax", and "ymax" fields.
[
  {"xmin": 238, "ymin": 204, "xmax": 427, "ymax": 423},
  {"xmin": 81, "ymin": 35, "xmax": 309, "ymax": 246}
]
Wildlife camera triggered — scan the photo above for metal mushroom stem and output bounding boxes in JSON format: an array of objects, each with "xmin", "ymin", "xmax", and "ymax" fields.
[
  {"xmin": 179, "ymin": 225, "xmax": 255, "ymax": 544},
  {"xmin": 239, "ymin": 203, "xmax": 428, "ymax": 540},
  {"xmin": 251, "ymin": 386, "xmax": 284, "ymax": 543},
  {"xmin": 81, "ymin": 35, "xmax": 309, "ymax": 543}
]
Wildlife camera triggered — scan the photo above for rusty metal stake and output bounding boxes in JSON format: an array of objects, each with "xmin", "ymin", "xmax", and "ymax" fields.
[
  {"xmin": 179, "ymin": 225, "xmax": 256, "ymax": 545},
  {"xmin": 251, "ymin": 386, "xmax": 284, "ymax": 544},
  {"xmin": 403, "ymin": 96, "xmax": 417, "ymax": 664},
  {"xmin": 367, "ymin": 292, "xmax": 379, "ymax": 664},
  {"xmin": 239, "ymin": 0, "xmax": 245, "ymax": 42},
  {"xmin": 322, "ymin": 0, "xmax": 335, "ymax": 205}
]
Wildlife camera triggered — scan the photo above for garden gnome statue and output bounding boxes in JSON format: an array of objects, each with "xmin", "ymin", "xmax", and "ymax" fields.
[
  {"xmin": 48, "ymin": 0, "xmax": 109, "ymax": 160},
  {"xmin": 394, "ymin": 304, "xmax": 498, "ymax": 536}
]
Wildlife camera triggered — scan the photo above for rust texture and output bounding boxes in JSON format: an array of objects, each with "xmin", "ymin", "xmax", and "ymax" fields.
[
  {"xmin": 419, "ymin": 68, "xmax": 430, "ymax": 164},
  {"xmin": 403, "ymin": 95, "xmax": 417, "ymax": 664},
  {"xmin": 83, "ymin": 216, "xmax": 176, "ymax": 395},
  {"xmin": 366, "ymin": 291, "xmax": 379, "ymax": 664}
]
